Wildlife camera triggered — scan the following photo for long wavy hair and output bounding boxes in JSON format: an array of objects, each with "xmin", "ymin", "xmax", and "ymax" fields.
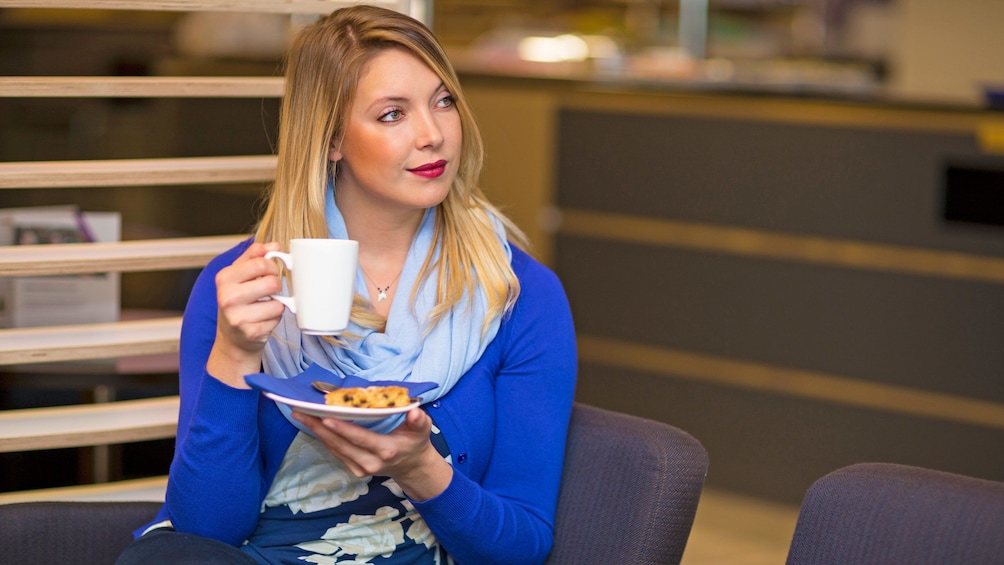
[{"xmin": 255, "ymin": 5, "xmax": 527, "ymax": 333}]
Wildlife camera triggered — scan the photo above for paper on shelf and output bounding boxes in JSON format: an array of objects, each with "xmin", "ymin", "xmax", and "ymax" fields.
[{"xmin": 0, "ymin": 206, "xmax": 120, "ymax": 328}]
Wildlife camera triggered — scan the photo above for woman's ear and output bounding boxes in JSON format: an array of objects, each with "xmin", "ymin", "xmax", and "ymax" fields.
[{"xmin": 329, "ymin": 138, "xmax": 342, "ymax": 163}]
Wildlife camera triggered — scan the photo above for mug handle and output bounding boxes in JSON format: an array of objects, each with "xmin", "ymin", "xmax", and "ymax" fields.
[{"xmin": 264, "ymin": 250, "xmax": 297, "ymax": 313}]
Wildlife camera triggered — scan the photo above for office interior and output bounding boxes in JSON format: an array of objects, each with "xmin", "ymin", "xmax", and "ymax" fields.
[{"xmin": 1, "ymin": 1, "xmax": 1002, "ymax": 563}]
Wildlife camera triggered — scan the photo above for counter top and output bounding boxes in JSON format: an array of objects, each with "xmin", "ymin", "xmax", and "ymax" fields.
[{"xmin": 447, "ymin": 47, "xmax": 997, "ymax": 114}]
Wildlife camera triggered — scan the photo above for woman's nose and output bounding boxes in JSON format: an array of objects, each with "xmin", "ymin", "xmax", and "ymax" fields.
[{"xmin": 416, "ymin": 111, "xmax": 444, "ymax": 149}]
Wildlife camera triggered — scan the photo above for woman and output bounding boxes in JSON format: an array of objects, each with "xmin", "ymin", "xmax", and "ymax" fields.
[{"xmin": 117, "ymin": 5, "xmax": 577, "ymax": 565}]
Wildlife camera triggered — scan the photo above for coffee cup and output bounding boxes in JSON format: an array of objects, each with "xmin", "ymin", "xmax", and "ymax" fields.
[{"xmin": 265, "ymin": 238, "xmax": 359, "ymax": 335}]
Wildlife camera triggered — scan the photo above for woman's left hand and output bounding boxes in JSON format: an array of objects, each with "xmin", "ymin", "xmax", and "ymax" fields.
[{"xmin": 292, "ymin": 408, "xmax": 453, "ymax": 502}]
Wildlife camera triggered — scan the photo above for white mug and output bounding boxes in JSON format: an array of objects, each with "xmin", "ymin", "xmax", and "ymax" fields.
[{"xmin": 265, "ymin": 238, "xmax": 359, "ymax": 335}]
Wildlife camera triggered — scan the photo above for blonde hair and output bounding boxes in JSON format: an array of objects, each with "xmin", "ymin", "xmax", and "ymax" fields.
[{"xmin": 256, "ymin": 5, "xmax": 527, "ymax": 332}]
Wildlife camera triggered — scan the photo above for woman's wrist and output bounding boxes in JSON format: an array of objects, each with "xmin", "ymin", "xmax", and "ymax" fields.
[
  {"xmin": 206, "ymin": 334, "xmax": 262, "ymax": 389},
  {"xmin": 396, "ymin": 446, "xmax": 454, "ymax": 502}
]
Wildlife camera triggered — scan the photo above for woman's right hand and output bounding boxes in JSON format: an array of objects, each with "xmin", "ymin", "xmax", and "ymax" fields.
[{"xmin": 206, "ymin": 241, "xmax": 286, "ymax": 388}]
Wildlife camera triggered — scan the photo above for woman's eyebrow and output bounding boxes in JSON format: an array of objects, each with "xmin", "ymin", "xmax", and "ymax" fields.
[
  {"xmin": 369, "ymin": 95, "xmax": 409, "ymax": 109},
  {"xmin": 366, "ymin": 83, "xmax": 448, "ymax": 111}
]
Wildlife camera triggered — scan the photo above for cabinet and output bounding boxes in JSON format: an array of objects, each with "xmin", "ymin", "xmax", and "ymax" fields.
[{"xmin": 552, "ymin": 90, "xmax": 1004, "ymax": 502}]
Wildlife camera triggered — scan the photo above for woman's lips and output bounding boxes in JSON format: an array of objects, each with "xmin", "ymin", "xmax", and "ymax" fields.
[{"xmin": 408, "ymin": 160, "xmax": 447, "ymax": 179}]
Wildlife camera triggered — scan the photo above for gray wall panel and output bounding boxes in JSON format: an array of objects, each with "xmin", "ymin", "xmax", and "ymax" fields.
[
  {"xmin": 557, "ymin": 236, "xmax": 1004, "ymax": 402},
  {"xmin": 558, "ymin": 109, "xmax": 1004, "ymax": 257},
  {"xmin": 555, "ymin": 106, "xmax": 1004, "ymax": 504},
  {"xmin": 576, "ymin": 362, "xmax": 1004, "ymax": 504}
]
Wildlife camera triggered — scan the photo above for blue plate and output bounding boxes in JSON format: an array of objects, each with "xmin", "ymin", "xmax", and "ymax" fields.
[{"xmin": 245, "ymin": 363, "xmax": 439, "ymax": 405}]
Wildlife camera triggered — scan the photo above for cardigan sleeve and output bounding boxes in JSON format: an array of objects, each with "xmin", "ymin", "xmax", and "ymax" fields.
[
  {"xmin": 161, "ymin": 240, "xmax": 273, "ymax": 546},
  {"xmin": 412, "ymin": 250, "xmax": 578, "ymax": 564}
]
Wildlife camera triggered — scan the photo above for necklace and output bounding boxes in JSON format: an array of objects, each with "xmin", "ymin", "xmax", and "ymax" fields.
[{"xmin": 360, "ymin": 267, "xmax": 403, "ymax": 303}]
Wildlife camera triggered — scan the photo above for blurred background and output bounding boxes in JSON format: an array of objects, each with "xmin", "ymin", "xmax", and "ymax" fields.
[{"xmin": 1, "ymin": 5, "xmax": 1002, "ymax": 556}]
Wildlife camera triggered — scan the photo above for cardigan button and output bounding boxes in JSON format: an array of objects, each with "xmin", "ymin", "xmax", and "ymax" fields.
[
  {"xmin": 457, "ymin": 453, "xmax": 468, "ymax": 464},
  {"xmin": 431, "ymin": 401, "xmax": 441, "ymax": 409}
]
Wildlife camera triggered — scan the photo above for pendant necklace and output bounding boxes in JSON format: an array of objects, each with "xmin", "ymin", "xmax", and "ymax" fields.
[{"xmin": 360, "ymin": 267, "xmax": 403, "ymax": 303}]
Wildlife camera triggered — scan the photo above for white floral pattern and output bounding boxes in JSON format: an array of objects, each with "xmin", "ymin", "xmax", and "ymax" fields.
[
  {"xmin": 405, "ymin": 519, "xmax": 434, "ymax": 550},
  {"xmin": 264, "ymin": 433, "xmax": 372, "ymax": 514},
  {"xmin": 249, "ymin": 431, "xmax": 448, "ymax": 563},
  {"xmin": 296, "ymin": 506, "xmax": 404, "ymax": 561}
]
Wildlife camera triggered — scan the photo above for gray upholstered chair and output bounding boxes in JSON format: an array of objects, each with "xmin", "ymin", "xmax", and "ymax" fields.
[
  {"xmin": 786, "ymin": 462, "xmax": 1004, "ymax": 565},
  {"xmin": 546, "ymin": 403, "xmax": 709, "ymax": 565},
  {"xmin": 0, "ymin": 500, "xmax": 162, "ymax": 565},
  {"xmin": 0, "ymin": 403, "xmax": 708, "ymax": 565}
]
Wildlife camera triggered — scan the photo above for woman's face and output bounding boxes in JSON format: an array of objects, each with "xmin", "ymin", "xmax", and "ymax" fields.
[{"xmin": 330, "ymin": 48, "xmax": 462, "ymax": 216}]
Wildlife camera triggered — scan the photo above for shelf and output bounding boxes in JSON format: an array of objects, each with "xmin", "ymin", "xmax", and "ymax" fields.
[
  {"xmin": 0, "ymin": 477, "xmax": 167, "ymax": 503},
  {"xmin": 0, "ymin": 0, "xmax": 406, "ymax": 14},
  {"xmin": 0, "ymin": 476, "xmax": 168, "ymax": 504},
  {"xmin": 0, "ymin": 317, "xmax": 183, "ymax": 366},
  {"xmin": 0, "ymin": 235, "xmax": 244, "ymax": 276},
  {"xmin": 0, "ymin": 396, "xmax": 179, "ymax": 453},
  {"xmin": 0, "ymin": 155, "xmax": 277, "ymax": 190},
  {"xmin": 0, "ymin": 76, "xmax": 284, "ymax": 98}
]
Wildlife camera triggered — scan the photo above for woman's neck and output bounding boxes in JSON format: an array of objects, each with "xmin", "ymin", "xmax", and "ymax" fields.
[
  {"xmin": 340, "ymin": 205, "xmax": 424, "ymax": 261},
  {"xmin": 336, "ymin": 189, "xmax": 427, "ymax": 316}
]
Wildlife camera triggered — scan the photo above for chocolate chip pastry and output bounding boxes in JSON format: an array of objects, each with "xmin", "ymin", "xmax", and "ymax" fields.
[{"xmin": 324, "ymin": 385, "xmax": 412, "ymax": 408}]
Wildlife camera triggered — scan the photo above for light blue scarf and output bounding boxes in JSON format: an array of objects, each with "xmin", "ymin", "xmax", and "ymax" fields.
[{"xmin": 262, "ymin": 182, "xmax": 510, "ymax": 434}]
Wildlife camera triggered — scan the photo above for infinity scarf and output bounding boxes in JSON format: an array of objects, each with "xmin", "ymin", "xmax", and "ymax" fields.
[{"xmin": 262, "ymin": 182, "xmax": 510, "ymax": 434}]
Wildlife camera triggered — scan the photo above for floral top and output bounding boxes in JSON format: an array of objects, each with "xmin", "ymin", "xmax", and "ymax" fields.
[{"xmin": 240, "ymin": 423, "xmax": 454, "ymax": 564}]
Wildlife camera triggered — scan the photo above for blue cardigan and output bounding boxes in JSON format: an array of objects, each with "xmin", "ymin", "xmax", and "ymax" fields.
[{"xmin": 138, "ymin": 240, "xmax": 577, "ymax": 565}]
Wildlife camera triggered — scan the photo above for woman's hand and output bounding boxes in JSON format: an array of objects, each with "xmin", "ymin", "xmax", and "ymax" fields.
[
  {"xmin": 206, "ymin": 242, "xmax": 286, "ymax": 388},
  {"xmin": 292, "ymin": 408, "xmax": 454, "ymax": 502}
]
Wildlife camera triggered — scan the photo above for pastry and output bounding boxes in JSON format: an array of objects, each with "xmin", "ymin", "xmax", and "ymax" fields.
[{"xmin": 324, "ymin": 385, "xmax": 412, "ymax": 408}]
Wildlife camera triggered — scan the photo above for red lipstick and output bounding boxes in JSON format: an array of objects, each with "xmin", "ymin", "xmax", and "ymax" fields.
[{"xmin": 408, "ymin": 160, "xmax": 447, "ymax": 179}]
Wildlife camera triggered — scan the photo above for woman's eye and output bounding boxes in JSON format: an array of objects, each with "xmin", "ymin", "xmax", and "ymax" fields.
[
  {"xmin": 437, "ymin": 94, "xmax": 456, "ymax": 109},
  {"xmin": 378, "ymin": 109, "xmax": 403, "ymax": 122}
]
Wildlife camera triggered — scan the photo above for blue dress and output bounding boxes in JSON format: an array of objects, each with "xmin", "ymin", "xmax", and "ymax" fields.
[{"xmin": 240, "ymin": 424, "xmax": 454, "ymax": 564}]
